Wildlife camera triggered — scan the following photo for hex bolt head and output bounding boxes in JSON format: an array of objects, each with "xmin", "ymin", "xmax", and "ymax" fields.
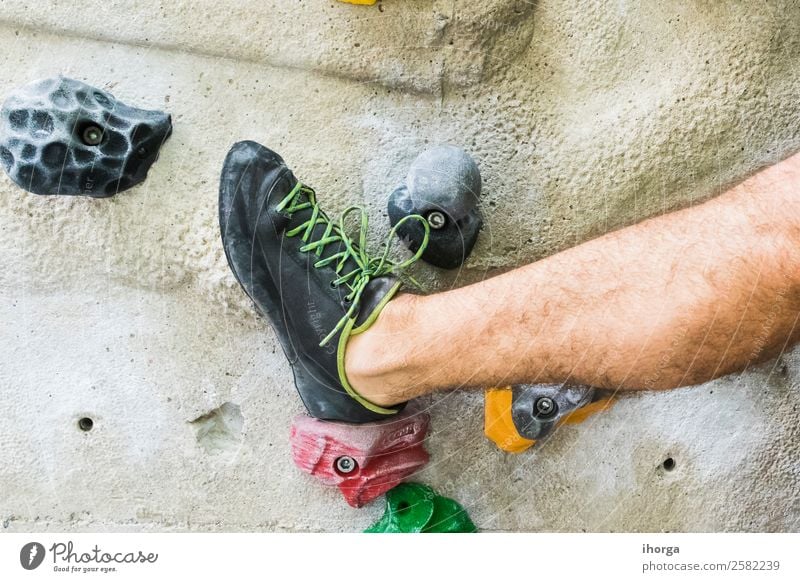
[
  {"xmin": 335, "ymin": 456, "xmax": 358, "ymax": 474},
  {"xmin": 81, "ymin": 124, "xmax": 103, "ymax": 146},
  {"xmin": 426, "ymin": 210, "xmax": 447, "ymax": 230},
  {"xmin": 533, "ymin": 396, "xmax": 557, "ymax": 419}
]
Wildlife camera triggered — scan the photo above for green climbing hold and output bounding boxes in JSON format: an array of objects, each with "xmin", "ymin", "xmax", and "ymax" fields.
[{"xmin": 364, "ymin": 483, "xmax": 477, "ymax": 533}]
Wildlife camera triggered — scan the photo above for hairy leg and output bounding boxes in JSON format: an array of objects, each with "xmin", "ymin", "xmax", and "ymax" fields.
[{"xmin": 346, "ymin": 152, "xmax": 800, "ymax": 406}]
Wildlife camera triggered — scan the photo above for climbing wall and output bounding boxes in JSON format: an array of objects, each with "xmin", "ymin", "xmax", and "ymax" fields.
[{"xmin": 1, "ymin": 0, "xmax": 799, "ymax": 532}]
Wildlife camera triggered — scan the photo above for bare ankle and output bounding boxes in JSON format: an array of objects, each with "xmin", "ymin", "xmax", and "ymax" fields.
[{"xmin": 344, "ymin": 293, "xmax": 419, "ymax": 407}]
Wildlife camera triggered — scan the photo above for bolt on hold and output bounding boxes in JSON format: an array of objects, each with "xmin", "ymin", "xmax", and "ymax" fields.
[
  {"xmin": 0, "ymin": 76, "xmax": 172, "ymax": 197},
  {"xmin": 290, "ymin": 412, "xmax": 431, "ymax": 507},
  {"xmin": 388, "ymin": 144, "xmax": 483, "ymax": 269}
]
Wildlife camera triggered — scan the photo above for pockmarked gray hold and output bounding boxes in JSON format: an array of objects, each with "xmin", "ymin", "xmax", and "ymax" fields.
[
  {"xmin": 388, "ymin": 144, "xmax": 483, "ymax": 269},
  {"xmin": 0, "ymin": 77, "xmax": 172, "ymax": 197}
]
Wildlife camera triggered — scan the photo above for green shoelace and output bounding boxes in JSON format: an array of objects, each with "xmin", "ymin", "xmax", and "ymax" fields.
[{"xmin": 275, "ymin": 181, "xmax": 430, "ymax": 347}]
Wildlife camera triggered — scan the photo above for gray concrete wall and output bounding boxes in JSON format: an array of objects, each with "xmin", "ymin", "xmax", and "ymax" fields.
[{"xmin": 1, "ymin": 1, "xmax": 799, "ymax": 532}]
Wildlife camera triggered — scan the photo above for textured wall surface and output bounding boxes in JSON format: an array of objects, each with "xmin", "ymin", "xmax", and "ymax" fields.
[{"xmin": 1, "ymin": 1, "xmax": 799, "ymax": 532}]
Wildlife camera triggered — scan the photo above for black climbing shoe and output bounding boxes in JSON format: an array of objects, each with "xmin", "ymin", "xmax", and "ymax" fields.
[{"xmin": 219, "ymin": 141, "xmax": 428, "ymax": 423}]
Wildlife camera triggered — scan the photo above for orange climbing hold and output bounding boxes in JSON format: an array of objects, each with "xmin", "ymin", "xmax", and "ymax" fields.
[
  {"xmin": 484, "ymin": 385, "xmax": 615, "ymax": 453},
  {"xmin": 338, "ymin": 0, "xmax": 378, "ymax": 5},
  {"xmin": 484, "ymin": 387, "xmax": 536, "ymax": 453},
  {"xmin": 560, "ymin": 397, "xmax": 615, "ymax": 426}
]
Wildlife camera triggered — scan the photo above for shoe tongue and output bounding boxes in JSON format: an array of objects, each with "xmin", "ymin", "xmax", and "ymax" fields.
[{"xmin": 355, "ymin": 276, "xmax": 398, "ymax": 327}]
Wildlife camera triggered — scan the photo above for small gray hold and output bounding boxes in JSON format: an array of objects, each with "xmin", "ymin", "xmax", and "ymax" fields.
[
  {"xmin": 0, "ymin": 76, "xmax": 172, "ymax": 197},
  {"xmin": 511, "ymin": 384, "xmax": 595, "ymax": 440},
  {"xmin": 388, "ymin": 144, "xmax": 482, "ymax": 269}
]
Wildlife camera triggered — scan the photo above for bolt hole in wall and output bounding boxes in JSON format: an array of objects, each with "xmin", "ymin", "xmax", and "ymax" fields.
[
  {"xmin": 78, "ymin": 417, "xmax": 94, "ymax": 432},
  {"xmin": 662, "ymin": 457, "xmax": 676, "ymax": 471}
]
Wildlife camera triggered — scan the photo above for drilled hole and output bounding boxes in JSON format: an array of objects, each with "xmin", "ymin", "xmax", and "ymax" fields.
[
  {"xmin": 397, "ymin": 501, "xmax": 410, "ymax": 513},
  {"xmin": 78, "ymin": 417, "xmax": 94, "ymax": 432},
  {"xmin": 662, "ymin": 457, "xmax": 675, "ymax": 471}
]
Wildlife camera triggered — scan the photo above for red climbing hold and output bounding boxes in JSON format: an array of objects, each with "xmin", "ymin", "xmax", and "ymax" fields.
[{"xmin": 290, "ymin": 411, "xmax": 431, "ymax": 508}]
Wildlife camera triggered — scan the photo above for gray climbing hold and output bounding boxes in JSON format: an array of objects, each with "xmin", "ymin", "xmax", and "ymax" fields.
[
  {"xmin": 511, "ymin": 384, "xmax": 595, "ymax": 440},
  {"xmin": 388, "ymin": 145, "xmax": 483, "ymax": 269},
  {"xmin": 0, "ymin": 76, "xmax": 172, "ymax": 197}
]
